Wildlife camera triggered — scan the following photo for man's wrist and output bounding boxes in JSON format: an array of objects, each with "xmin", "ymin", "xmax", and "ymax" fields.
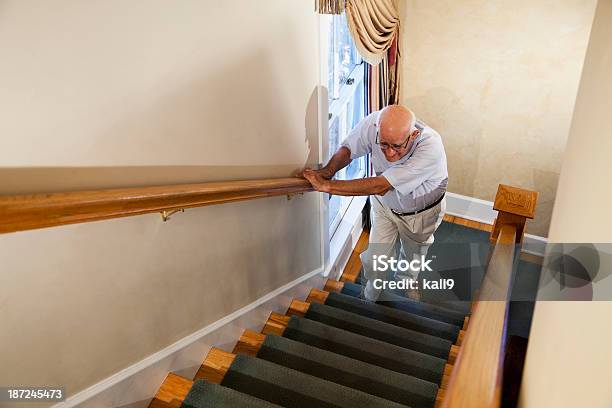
[
  {"xmin": 319, "ymin": 168, "xmax": 335, "ymax": 179},
  {"xmin": 321, "ymin": 179, "xmax": 332, "ymax": 193}
]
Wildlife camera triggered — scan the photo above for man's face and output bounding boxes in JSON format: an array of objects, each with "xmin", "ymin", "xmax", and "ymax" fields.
[{"xmin": 379, "ymin": 129, "xmax": 419, "ymax": 162}]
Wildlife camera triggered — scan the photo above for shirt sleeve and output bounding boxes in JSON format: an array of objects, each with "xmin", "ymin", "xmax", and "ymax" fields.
[
  {"xmin": 340, "ymin": 112, "xmax": 375, "ymax": 159},
  {"xmin": 382, "ymin": 137, "xmax": 442, "ymax": 196}
]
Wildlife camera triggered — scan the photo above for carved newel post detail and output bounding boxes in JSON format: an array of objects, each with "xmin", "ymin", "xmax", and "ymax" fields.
[{"xmin": 491, "ymin": 184, "xmax": 538, "ymax": 243}]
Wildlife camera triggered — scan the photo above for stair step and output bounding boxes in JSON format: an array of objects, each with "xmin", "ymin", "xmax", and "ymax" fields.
[
  {"xmin": 311, "ymin": 289, "xmax": 467, "ymax": 344},
  {"xmin": 329, "ymin": 289, "xmax": 464, "ymax": 342},
  {"xmin": 281, "ymin": 315, "xmax": 447, "ymax": 384},
  {"xmin": 221, "ymin": 354, "xmax": 409, "ymax": 408},
  {"xmin": 339, "ymin": 281, "xmax": 468, "ymax": 327},
  {"xmin": 236, "ymin": 329, "xmax": 454, "ymax": 390},
  {"xmin": 291, "ymin": 300, "xmax": 454, "ymax": 360},
  {"xmin": 256, "ymin": 333, "xmax": 440, "ymax": 408},
  {"xmin": 183, "ymin": 380, "xmax": 282, "ymax": 408}
]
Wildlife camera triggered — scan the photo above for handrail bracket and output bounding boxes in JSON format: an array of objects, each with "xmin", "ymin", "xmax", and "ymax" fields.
[{"xmin": 160, "ymin": 208, "xmax": 184, "ymax": 222}]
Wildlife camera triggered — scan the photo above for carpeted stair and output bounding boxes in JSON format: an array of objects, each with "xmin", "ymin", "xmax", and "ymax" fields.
[
  {"xmin": 182, "ymin": 380, "xmax": 282, "ymax": 408},
  {"xmin": 339, "ymin": 281, "xmax": 467, "ymax": 327},
  {"xmin": 150, "ymin": 279, "xmax": 469, "ymax": 408},
  {"xmin": 149, "ymin": 221, "xmax": 486, "ymax": 408}
]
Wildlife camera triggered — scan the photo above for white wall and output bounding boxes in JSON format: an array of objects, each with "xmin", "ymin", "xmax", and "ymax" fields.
[
  {"xmin": 399, "ymin": 0, "xmax": 596, "ymax": 236},
  {"xmin": 519, "ymin": 1, "xmax": 612, "ymax": 407},
  {"xmin": 0, "ymin": 0, "xmax": 323, "ymax": 402}
]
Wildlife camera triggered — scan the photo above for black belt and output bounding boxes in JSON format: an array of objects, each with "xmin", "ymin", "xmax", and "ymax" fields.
[{"xmin": 390, "ymin": 193, "xmax": 445, "ymax": 217}]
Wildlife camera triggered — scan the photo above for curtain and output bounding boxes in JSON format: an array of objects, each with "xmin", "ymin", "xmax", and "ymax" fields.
[
  {"xmin": 345, "ymin": 0, "xmax": 398, "ymax": 66},
  {"xmin": 317, "ymin": 0, "xmax": 401, "ymax": 109}
]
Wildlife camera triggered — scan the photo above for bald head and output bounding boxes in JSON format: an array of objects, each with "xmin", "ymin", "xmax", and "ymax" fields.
[
  {"xmin": 377, "ymin": 105, "xmax": 419, "ymax": 162},
  {"xmin": 379, "ymin": 105, "xmax": 416, "ymax": 143}
]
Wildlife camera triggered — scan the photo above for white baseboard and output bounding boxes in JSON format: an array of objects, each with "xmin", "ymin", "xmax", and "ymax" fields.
[
  {"xmin": 521, "ymin": 233, "xmax": 548, "ymax": 257},
  {"xmin": 445, "ymin": 191, "xmax": 548, "ymax": 256},
  {"xmin": 54, "ymin": 267, "xmax": 325, "ymax": 408},
  {"xmin": 445, "ymin": 192, "xmax": 498, "ymax": 225}
]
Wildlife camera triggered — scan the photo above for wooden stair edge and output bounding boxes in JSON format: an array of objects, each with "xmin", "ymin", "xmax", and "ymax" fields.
[
  {"xmin": 262, "ymin": 312, "xmax": 290, "ymax": 336},
  {"xmin": 233, "ymin": 329, "xmax": 266, "ymax": 356},
  {"xmin": 306, "ymin": 288, "xmax": 329, "ymax": 304},
  {"xmin": 463, "ymin": 316, "xmax": 469, "ymax": 330},
  {"xmin": 456, "ymin": 330, "xmax": 465, "ymax": 346},
  {"xmin": 194, "ymin": 347, "xmax": 236, "ymax": 384},
  {"xmin": 339, "ymin": 231, "xmax": 369, "ymax": 283},
  {"xmin": 448, "ymin": 345, "xmax": 459, "ymax": 365},
  {"xmin": 324, "ymin": 279, "xmax": 345, "ymax": 293},
  {"xmin": 287, "ymin": 299, "xmax": 311, "ymax": 317},
  {"xmin": 442, "ymin": 364, "xmax": 454, "ymax": 389},
  {"xmin": 435, "ymin": 388, "xmax": 446, "ymax": 408},
  {"xmin": 149, "ymin": 373, "xmax": 193, "ymax": 408}
]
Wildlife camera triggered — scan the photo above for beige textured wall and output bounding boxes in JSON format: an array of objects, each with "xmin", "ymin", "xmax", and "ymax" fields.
[
  {"xmin": 400, "ymin": 0, "xmax": 596, "ymax": 236},
  {"xmin": 0, "ymin": 0, "xmax": 322, "ymax": 401},
  {"xmin": 520, "ymin": 1, "xmax": 612, "ymax": 406}
]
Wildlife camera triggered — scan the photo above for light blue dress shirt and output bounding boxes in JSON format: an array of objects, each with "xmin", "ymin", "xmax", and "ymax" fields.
[{"xmin": 340, "ymin": 110, "xmax": 448, "ymax": 213}]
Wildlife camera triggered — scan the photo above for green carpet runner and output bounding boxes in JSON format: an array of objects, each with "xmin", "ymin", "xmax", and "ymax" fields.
[
  {"xmin": 220, "ymin": 354, "xmax": 408, "ymax": 408},
  {"xmin": 320, "ymin": 290, "xmax": 461, "ymax": 342},
  {"xmin": 255, "ymin": 333, "xmax": 439, "ymax": 408},
  {"xmin": 303, "ymin": 301, "xmax": 453, "ymax": 359},
  {"xmin": 176, "ymin": 220, "xmax": 487, "ymax": 408},
  {"xmin": 181, "ymin": 381, "xmax": 282, "ymax": 408},
  {"xmin": 339, "ymin": 282, "xmax": 467, "ymax": 327},
  {"xmin": 282, "ymin": 315, "xmax": 446, "ymax": 384}
]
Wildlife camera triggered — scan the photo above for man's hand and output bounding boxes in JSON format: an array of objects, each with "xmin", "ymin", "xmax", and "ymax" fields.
[
  {"xmin": 302, "ymin": 168, "xmax": 331, "ymax": 193},
  {"xmin": 296, "ymin": 167, "xmax": 333, "ymax": 180}
]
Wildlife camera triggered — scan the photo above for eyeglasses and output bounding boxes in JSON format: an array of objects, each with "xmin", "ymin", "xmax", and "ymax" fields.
[{"xmin": 375, "ymin": 131, "xmax": 412, "ymax": 152}]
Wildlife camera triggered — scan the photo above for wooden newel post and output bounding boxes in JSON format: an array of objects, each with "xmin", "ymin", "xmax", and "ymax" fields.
[{"xmin": 490, "ymin": 184, "xmax": 538, "ymax": 244}]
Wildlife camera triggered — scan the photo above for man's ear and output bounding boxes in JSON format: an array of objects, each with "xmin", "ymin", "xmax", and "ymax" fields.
[{"xmin": 412, "ymin": 129, "xmax": 421, "ymax": 139}]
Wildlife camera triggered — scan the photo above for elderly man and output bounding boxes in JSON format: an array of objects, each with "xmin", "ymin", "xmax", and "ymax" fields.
[{"xmin": 303, "ymin": 105, "xmax": 448, "ymax": 301}]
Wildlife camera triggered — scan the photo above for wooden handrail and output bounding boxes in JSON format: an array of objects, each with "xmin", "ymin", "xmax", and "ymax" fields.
[
  {"xmin": 441, "ymin": 224, "xmax": 517, "ymax": 408},
  {"xmin": 0, "ymin": 177, "xmax": 313, "ymax": 234},
  {"xmin": 441, "ymin": 184, "xmax": 537, "ymax": 408}
]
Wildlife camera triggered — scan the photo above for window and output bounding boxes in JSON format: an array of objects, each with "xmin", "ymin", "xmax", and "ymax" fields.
[{"xmin": 326, "ymin": 13, "xmax": 367, "ymax": 237}]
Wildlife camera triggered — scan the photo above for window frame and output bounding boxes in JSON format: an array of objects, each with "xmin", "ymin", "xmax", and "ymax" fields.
[{"xmin": 328, "ymin": 62, "xmax": 367, "ymax": 238}]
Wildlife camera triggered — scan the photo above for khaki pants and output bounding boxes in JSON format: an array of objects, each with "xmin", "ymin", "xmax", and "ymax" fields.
[{"xmin": 361, "ymin": 195, "xmax": 446, "ymax": 301}]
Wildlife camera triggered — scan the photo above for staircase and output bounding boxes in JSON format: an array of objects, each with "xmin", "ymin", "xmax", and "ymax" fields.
[
  {"xmin": 149, "ymin": 243, "xmax": 471, "ymax": 408},
  {"xmin": 0, "ymin": 179, "xmax": 536, "ymax": 408}
]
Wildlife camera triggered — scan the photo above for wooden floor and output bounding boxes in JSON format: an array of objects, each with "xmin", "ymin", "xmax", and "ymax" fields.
[{"xmin": 442, "ymin": 214, "xmax": 492, "ymax": 232}]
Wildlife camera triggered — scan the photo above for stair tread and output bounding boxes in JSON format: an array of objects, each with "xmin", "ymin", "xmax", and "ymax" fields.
[
  {"xmin": 221, "ymin": 354, "xmax": 408, "ymax": 408},
  {"xmin": 256, "ymin": 333, "xmax": 438, "ymax": 408},
  {"xmin": 283, "ymin": 315, "xmax": 446, "ymax": 384},
  {"xmin": 304, "ymin": 301, "xmax": 453, "ymax": 359},
  {"xmin": 182, "ymin": 380, "xmax": 281, "ymax": 408},
  {"xmin": 341, "ymin": 281, "xmax": 467, "ymax": 326}
]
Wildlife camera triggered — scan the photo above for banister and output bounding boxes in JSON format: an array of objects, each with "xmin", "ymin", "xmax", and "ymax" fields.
[
  {"xmin": 0, "ymin": 177, "xmax": 313, "ymax": 234},
  {"xmin": 441, "ymin": 224, "xmax": 516, "ymax": 408},
  {"xmin": 441, "ymin": 184, "xmax": 537, "ymax": 408}
]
